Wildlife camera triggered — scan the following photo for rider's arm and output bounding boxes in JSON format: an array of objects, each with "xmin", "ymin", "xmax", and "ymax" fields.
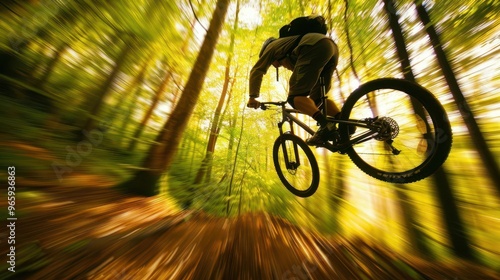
[
  {"xmin": 249, "ymin": 63, "xmax": 267, "ymax": 98},
  {"xmin": 249, "ymin": 45, "xmax": 279, "ymax": 98},
  {"xmin": 248, "ymin": 64, "xmax": 263, "ymax": 108}
]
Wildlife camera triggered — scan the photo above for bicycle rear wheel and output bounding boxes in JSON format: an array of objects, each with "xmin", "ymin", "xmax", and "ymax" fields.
[
  {"xmin": 273, "ymin": 134, "xmax": 320, "ymax": 197},
  {"xmin": 339, "ymin": 78, "xmax": 452, "ymax": 183}
]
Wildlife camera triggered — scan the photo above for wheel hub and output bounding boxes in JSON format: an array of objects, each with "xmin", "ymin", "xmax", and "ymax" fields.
[{"xmin": 375, "ymin": 117, "xmax": 399, "ymax": 141}]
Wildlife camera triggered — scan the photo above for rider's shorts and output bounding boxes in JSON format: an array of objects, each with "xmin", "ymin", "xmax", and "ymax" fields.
[{"xmin": 288, "ymin": 38, "xmax": 338, "ymax": 104}]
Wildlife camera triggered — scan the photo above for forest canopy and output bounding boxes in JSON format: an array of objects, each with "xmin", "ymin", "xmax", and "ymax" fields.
[{"xmin": 0, "ymin": 0, "xmax": 499, "ymax": 271}]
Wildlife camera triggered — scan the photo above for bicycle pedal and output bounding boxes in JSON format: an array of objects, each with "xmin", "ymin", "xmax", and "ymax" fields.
[{"xmin": 327, "ymin": 131, "xmax": 340, "ymax": 142}]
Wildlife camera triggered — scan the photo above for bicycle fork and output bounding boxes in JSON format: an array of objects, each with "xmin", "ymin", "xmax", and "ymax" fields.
[{"xmin": 277, "ymin": 119, "xmax": 301, "ymax": 170}]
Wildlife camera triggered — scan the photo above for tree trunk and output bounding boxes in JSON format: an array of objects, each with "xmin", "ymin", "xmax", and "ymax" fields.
[
  {"xmin": 128, "ymin": 66, "xmax": 172, "ymax": 151},
  {"xmin": 109, "ymin": 58, "xmax": 151, "ymax": 124},
  {"xmin": 382, "ymin": 0, "xmax": 434, "ymax": 258},
  {"xmin": 413, "ymin": 0, "xmax": 500, "ymax": 195},
  {"xmin": 223, "ymin": 101, "xmax": 238, "ymax": 177},
  {"xmin": 129, "ymin": 9, "xmax": 201, "ymax": 152},
  {"xmin": 34, "ymin": 42, "xmax": 68, "ymax": 88},
  {"xmin": 329, "ymin": 158, "xmax": 346, "ymax": 234},
  {"xmin": 118, "ymin": 86, "xmax": 143, "ymax": 147},
  {"xmin": 81, "ymin": 38, "xmax": 133, "ymax": 136},
  {"xmin": 395, "ymin": 185, "xmax": 433, "ymax": 258},
  {"xmin": 117, "ymin": 0, "xmax": 231, "ymax": 196},
  {"xmin": 384, "ymin": 0, "xmax": 476, "ymax": 261},
  {"xmin": 433, "ymin": 167, "xmax": 476, "ymax": 260},
  {"xmin": 227, "ymin": 107, "xmax": 246, "ymax": 216},
  {"xmin": 342, "ymin": 0, "xmax": 359, "ymax": 80},
  {"xmin": 194, "ymin": 0, "xmax": 240, "ymax": 185}
]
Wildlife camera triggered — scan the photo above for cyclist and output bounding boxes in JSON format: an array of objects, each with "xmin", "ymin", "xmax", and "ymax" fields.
[{"xmin": 247, "ymin": 33, "xmax": 344, "ymax": 145}]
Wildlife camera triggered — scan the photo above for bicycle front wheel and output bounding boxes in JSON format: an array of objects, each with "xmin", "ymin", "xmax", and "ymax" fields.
[
  {"xmin": 273, "ymin": 134, "xmax": 320, "ymax": 197},
  {"xmin": 339, "ymin": 78, "xmax": 452, "ymax": 183}
]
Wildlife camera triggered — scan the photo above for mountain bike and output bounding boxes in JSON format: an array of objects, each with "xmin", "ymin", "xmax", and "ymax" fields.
[{"xmin": 259, "ymin": 78, "xmax": 452, "ymax": 197}]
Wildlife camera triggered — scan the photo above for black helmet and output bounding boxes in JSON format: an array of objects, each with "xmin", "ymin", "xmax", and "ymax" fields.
[{"xmin": 259, "ymin": 37, "xmax": 276, "ymax": 57}]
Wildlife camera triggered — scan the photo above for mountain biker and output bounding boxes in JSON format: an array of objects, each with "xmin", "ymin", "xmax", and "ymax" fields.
[{"xmin": 247, "ymin": 33, "xmax": 343, "ymax": 146}]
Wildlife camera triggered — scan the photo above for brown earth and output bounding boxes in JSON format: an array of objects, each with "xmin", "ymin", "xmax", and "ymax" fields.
[{"xmin": 1, "ymin": 182, "xmax": 499, "ymax": 280}]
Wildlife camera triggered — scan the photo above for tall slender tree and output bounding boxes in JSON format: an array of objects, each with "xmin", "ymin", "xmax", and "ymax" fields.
[
  {"xmin": 81, "ymin": 36, "xmax": 135, "ymax": 135},
  {"xmin": 413, "ymin": 0, "xmax": 500, "ymax": 195},
  {"xmin": 128, "ymin": 10, "xmax": 201, "ymax": 151},
  {"xmin": 342, "ymin": 0, "xmax": 360, "ymax": 81},
  {"xmin": 381, "ymin": 0, "xmax": 435, "ymax": 259},
  {"xmin": 128, "ymin": 64, "xmax": 173, "ymax": 151},
  {"xmin": 227, "ymin": 105, "xmax": 247, "ymax": 216},
  {"xmin": 118, "ymin": 0, "xmax": 231, "ymax": 196},
  {"xmin": 384, "ymin": 0, "xmax": 476, "ymax": 261},
  {"xmin": 194, "ymin": 0, "xmax": 241, "ymax": 185}
]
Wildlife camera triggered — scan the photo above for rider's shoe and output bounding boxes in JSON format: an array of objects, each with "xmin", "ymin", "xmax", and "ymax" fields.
[{"xmin": 306, "ymin": 123, "xmax": 336, "ymax": 146}]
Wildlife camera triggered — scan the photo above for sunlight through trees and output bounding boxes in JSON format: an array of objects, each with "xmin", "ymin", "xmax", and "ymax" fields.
[{"xmin": 0, "ymin": 0, "xmax": 499, "ymax": 277}]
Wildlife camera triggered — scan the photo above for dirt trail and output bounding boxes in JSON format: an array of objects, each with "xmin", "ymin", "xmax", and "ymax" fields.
[{"xmin": 1, "ymin": 184, "xmax": 499, "ymax": 279}]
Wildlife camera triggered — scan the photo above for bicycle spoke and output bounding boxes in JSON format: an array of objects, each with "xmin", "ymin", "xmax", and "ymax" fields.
[
  {"xmin": 273, "ymin": 134, "xmax": 319, "ymax": 197},
  {"xmin": 277, "ymin": 140, "xmax": 313, "ymax": 190},
  {"xmin": 340, "ymin": 79, "xmax": 452, "ymax": 183}
]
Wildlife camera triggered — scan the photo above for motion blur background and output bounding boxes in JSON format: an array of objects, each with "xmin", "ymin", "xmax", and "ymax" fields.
[{"xmin": 0, "ymin": 0, "xmax": 499, "ymax": 277}]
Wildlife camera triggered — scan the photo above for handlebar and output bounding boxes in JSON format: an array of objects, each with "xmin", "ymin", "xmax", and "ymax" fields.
[{"xmin": 258, "ymin": 101, "xmax": 287, "ymax": 110}]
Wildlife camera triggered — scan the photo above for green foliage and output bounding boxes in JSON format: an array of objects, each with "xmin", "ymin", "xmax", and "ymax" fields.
[{"xmin": 0, "ymin": 0, "xmax": 499, "ymax": 269}]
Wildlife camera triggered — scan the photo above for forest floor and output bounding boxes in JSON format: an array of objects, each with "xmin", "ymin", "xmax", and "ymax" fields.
[
  {"xmin": 1, "ymin": 142, "xmax": 500, "ymax": 279},
  {"xmin": 2, "ymin": 180, "xmax": 500, "ymax": 279}
]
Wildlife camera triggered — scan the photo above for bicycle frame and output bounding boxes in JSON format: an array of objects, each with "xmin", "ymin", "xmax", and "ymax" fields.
[
  {"xmin": 259, "ymin": 77, "xmax": 453, "ymax": 188},
  {"xmin": 267, "ymin": 103, "xmax": 378, "ymax": 153},
  {"xmin": 263, "ymin": 77, "xmax": 381, "ymax": 153}
]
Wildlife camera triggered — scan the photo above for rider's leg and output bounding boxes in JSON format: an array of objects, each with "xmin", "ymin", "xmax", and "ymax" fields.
[
  {"xmin": 288, "ymin": 39, "xmax": 338, "ymax": 145},
  {"xmin": 289, "ymin": 39, "xmax": 337, "ymax": 103},
  {"xmin": 304, "ymin": 39, "xmax": 339, "ymax": 118},
  {"xmin": 324, "ymin": 99, "xmax": 340, "ymax": 117},
  {"xmin": 288, "ymin": 95, "xmax": 336, "ymax": 146},
  {"xmin": 292, "ymin": 96, "xmax": 325, "ymax": 121},
  {"xmin": 288, "ymin": 95, "xmax": 332, "ymax": 127}
]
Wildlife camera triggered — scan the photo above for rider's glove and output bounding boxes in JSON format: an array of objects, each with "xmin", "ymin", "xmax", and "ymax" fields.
[{"xmin": 247, "ymin": 97, "xmax": 260, "ymax": 109}]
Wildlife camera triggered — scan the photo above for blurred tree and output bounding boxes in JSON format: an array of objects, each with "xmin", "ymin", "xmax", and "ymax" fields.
[
  {"xmin": 114, "ymin": 58, "xmax": 153, "ymax": 145},
  {"xmin": 382, "ymin": 0, "xmax": 441, "ymax": 259},
  {"xmin": 81, "ymin": 36, "xmax": 135, "ymax": 135},
  {"xmin": 413, "ymin": 0, "xmax": 500, "ymax": 195},
  {"xmin": 128, "ymin": 61, "xmax": 173, "ymax": 151},
  {"xmin": 342, "ymin": 0, "xmax": 359, "ymax": 81},
  {"xmin": 227, "ymin": 105, "xmax": 247, "ymax": 216},
  {"xmin": 384, "ymin": 0, "xmax": 478, "ymax": 261},
  {"xmin": 0, "ymin": 0, "xmax": 38, "ymax": 16},
  {"xmin": 118, "ymin": 0, "xmax": 231, "ymax": 196},
  {"xmin": 328, "ymin": 157, "xmax": 346, "ymax": 234},
  {"xmin": 78, "ymin": 0, "xmax": 183, "ymax": 136},
  {"xmin": 193, "ymin": 0, "xmax": 241, "ymax": 186},
  {"xmin": 33, "ymin": 42, "xmax": 68, "ymax": 89},
  {"xmin": 127, "ymin": 8, "xmax": 204, "ymax": 151}
]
